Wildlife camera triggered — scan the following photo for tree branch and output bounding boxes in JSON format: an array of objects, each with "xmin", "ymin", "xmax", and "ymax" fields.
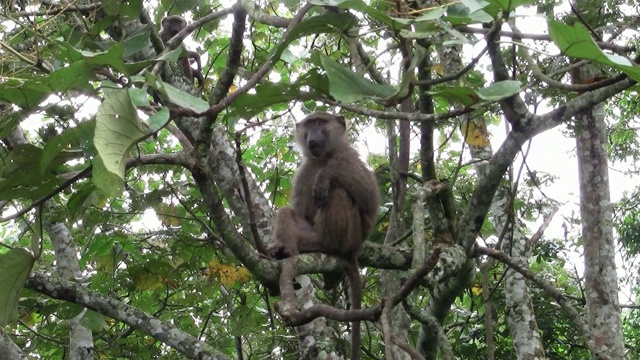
[{"xmin": 26, "ymin": 272, "xmax": 231, "ymax": 360}]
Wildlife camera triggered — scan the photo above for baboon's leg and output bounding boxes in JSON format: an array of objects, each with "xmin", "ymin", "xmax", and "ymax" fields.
[{"xmin": 270, "ymin": 207, "xmax": 321, "ymax": 259}]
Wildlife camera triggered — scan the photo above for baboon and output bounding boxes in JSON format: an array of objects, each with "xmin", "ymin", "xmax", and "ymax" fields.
[
  {"xmin": 159, "ymin": 16, "xmax": 204, "ymax": 88},
  {"xmin": 269, "ymin": 112, "xmax": 380, "ymax": 360}
]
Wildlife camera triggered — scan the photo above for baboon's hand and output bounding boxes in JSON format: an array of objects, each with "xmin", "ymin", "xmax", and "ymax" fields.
[
  {"xmin": 313, "ymin": 171, "xmax": 330, "ymax": 207},
  {"xmin": 267, "ymin": 243, "xmax": 295, "ymax": 260}
]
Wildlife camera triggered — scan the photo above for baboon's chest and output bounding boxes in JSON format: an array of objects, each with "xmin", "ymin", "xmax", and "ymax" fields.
[{"xmin": 292, "ymin": 162, "xmax": 325, "ymax": 223}]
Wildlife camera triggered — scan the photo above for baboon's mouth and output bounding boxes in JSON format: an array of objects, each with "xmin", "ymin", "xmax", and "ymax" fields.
[{"xmin": 309, "ymin": 146, "xmax": 323, "ymax": 157}]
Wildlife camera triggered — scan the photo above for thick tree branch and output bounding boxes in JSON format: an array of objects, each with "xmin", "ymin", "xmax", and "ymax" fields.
[
  {"xmin": 199, "ymin": 5, "xmax": 248, "ymax": 139},
  {"xmin": 239, "ymin": 0, "xmax": 289, "ymax": 28}
]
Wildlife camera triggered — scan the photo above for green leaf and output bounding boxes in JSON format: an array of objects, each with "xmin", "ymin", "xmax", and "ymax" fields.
[
  {"xmin": 0, "ymin": 175, "xmax": 60, "ymax": 201},
  {"xmin": 0, "ymin": 109, "xmax": 28, "ymax": 138},
  {"xmin": 81, "ymin": 43, "xmax": 129, "ymax": 75},
  {"xmin": 0, "ymin": 79, "xmax": 52, "ymax": 109},
  {"xmin": 80, "ymin": 310, "xmax": 110, "ymax": 333},
  {"xmin": 47, "ymin": 62, "xmax": 96, "ymax": 92},
  {"xmin": 414, "ymin": 6, "xmax": 446, "ymax": 21},
  {"xmin": 228, "ymin": 305, "xmax": 262, "ymax": 336},
  {"xmin": 429, "ymin": 80, "xmax": 522, "ymax": 105},
  {"xmin": 159, "ymin": 47, "xmax": 183, "ymax": 64},
  {"xmin": 476, "ymin": 80, "xmax": 522, "ymax": 100},
  {"xmin": 128, "ymin": 87, "xmax": 152, "ymax": 107},
  {"xmin": 316, "ymin": 51, "xmax": 396, "ymax": 103},
  {"xmin": 40, "ymin": 120, "xmax": 95, "ymax": 174},
  {"xmin": 93, "ymin": 89, "xmax": 146, "ymax": 196},
  {"xmin": 429, "ymin": 86, "xmax": 479, "ymax": 106},
  {"xmin": 67, "ymin": 183, "xmax": 98, "ymax": 220},
  {"xmin": 310, "ymin": 0, "xmax": 405, "ymax": 30},
  {"xmin": 146, "ymin": 107, "xmax": 171, "ymax": 132},
  {"xmin": 0, "ymin": 248, "xmax": 35, "ymax": 326},
  {"xmin": 121, "ymin": 27, "xmax": 154, "ymax": 59},
  {"xmin": 231, "ymin": 83, "xmax": 302, "ymax": 118},
  {"xmin": 161, "ymin": 83, "xmax": 210, "ymax": 113},
  {"xmin": 548, "ymin": 21, "xmax": 640, "ymax": 82},
  {"xmin": 56, "ymin": 303, "xmax": 85, "ymax": 320},
  {"xmin": 0, "ymin": 144, "xmax": 63, "ymax": 201},
  {"xmin": 444, "ymin": 2, "xmax": 494, "ymax": 25},
  {"xmin": 274, "ymin": 11, "xmax": 358, "ymax": 60},
  {"xmin": 102, "ymin": 0, "xmax": 142, "ymax": 21},
  {"xmin": 485, "ymin": 0, "xmax": 535, "ymax": 12},
  {"xmin": 80, "ymin": 235, "xmax": 115, "ymax": 269}
]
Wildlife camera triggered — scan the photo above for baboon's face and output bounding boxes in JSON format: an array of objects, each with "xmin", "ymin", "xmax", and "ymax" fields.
[
  {"xmin": 301, "ymin": 118, "xmax": 328, "ymax": 158},
  {"xmin": 296, "ymin": 113, "xmax": 346, "ymax": 159},
  {"xmin": 162, "ymin": 17, "xmax": 186, "ymax": 38}
]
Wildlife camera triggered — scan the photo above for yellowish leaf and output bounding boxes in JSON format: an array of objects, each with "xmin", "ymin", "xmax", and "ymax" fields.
[
  {"xmin": 208, "ymin": 261, "xmax": 252, "ymax": 287},
  {"xmin": 460, "ymin": 120, "xmax": 491, "ymax": 147}
]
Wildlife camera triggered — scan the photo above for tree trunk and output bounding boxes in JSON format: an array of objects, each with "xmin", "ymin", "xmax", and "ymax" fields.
[
  {"xmin": 574, "ymin": 73, "xmax": 625, "ymax": 358},
  {"xmin": 46, "ymin": 221, "xmax": 95, "ymax": 360}
]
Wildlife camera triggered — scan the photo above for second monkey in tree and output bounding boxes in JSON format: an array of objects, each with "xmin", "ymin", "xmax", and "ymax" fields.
[
  {"xmin": 269, "ymin": 112, "xmax": 380, "ymax": 360},
  {"xmin": 159, "ymin": 16, "xmax": 205, "ymax": 88}
]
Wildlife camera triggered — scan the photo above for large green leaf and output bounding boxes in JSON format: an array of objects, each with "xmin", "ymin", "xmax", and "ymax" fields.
[
  {"xmin": 143, "ymin": 71, "xmax": 209, "ymax": 113},
  {"xmin": 428, "ymin": 80, "xmax": 522, "ymax": 105},
  {"xmin": 67, "ymin": 182, "xmax": 98, "ymax": 221},
  {"xmin": 274, "ymin": 11, "xmax": 358, "ymax": 60},
  {"xmin": 485, "ymin": 0, "xmax": 536, "ymax": 12},
  {"xmin": 0, "ymin": 80, "xmax": 53, "ymax": 109},
  {"xmin": 161, "ymin": 84, "xmax": 210, "ymax": 113},
  {"xmin": 548, "ymin": 21, "xmax": 640, "ymax": 82},
  {"xmin": 146, "ymin": 107, "xmax": 171, "ymax": 132},
  {"xmin": 477, "ymin": 80, "xmax": 522, "ymax": 100},
  {"xmin": 93, "ymin": 89, "xmax": 146, "ymax": 196},
  {"xmin": 310, "ymin": 0, "xmax": 405, "ymax": 30},
  {"xmin": 0, "ymin": 58, "xmax": 103, "ymax": 109},
  {"xmin": 316, "ymin": 52, "xmax": 396, "ymax": 103},
  {"xmin": 227, "ymin": 69, "xmax": 330, "ymax": 119},
  {"xmin": 0, "ymin": 144, "xmax": 65, "ymax": 200},
  {"xmin": 0, "ymin": 109, "xmax": 28, "ymax": 138},
  {"xmin": 444, "ymin": 1, "xmax": 494, "ymax": 25},
  {"xmin": 0, "ymin": 249, "xmax": 35, "ymax": 326},
  {"xmin": 102, "ymin": 0, "xmax": 142, "ymax": 21},
  {"xmin": 429, "ymin": 86, "xmax": 479, "ymax": 106},
  {"xmin": 40, "ymin": 120, "xmax": 95, "ymax": 174}
]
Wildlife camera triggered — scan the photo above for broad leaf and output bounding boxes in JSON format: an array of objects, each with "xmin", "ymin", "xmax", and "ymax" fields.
[
  {"xmin": 548, "ymin": 21, "xmax": 640, "ymax": 82},
  {"xmin": 485, "ymin": 0, "xmax": 536, "ymax": 12},
  {"xmin": 94, "ymin": 89, "xmax": 146, "ymax": 196},
  {"xmin": 310, "ymin": 0, "xmax": 405, "ymax": 30},
  {"xmin": 40, "ymin": 120, "xmax": 95, "ymax": 174},
  {"xmin": 146, "ymin": 107, "xmax": 171, "ymax": 132},
  {"xmin": 0, "ymin": 80, "xmax": 53, "ymax": 109},
  {"xmin": 0, "ymin": 144, "xmax": 64, "ymax": 200},
  {"xmin": 316, "ymin": 51, "xmax": 396, "ymax": 103},
  {"xmin": 428, "ymin": 80, "xmax": 522, "ymax": 105},
  {"xmin": 67, "ymin": 182, "xmax": 98, "ymax": 220},
  {"xmin": 477, "ymin": 80, "xmax": 522, "ymax": 100},
  {"xmin": 0, "ymin": 248, "xmax": 35, "ymax": 326},
  {"xmin": 161, "ymin": 83, "xmax": 210, "ymax": 113},
  {"xmin": 274, "ymin": 11, "xmax": 358, "ymax": 59}
]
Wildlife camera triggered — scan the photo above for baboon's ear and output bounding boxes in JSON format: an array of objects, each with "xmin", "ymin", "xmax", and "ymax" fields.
[{"xmin": 335, "ymin": 115, "xmax": 346, "ymax": 128}]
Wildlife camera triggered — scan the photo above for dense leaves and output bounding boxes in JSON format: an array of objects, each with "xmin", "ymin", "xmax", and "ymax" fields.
[{"xmin": 0, "ymin": 0, "xmax": 639, "ymax": 359}]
